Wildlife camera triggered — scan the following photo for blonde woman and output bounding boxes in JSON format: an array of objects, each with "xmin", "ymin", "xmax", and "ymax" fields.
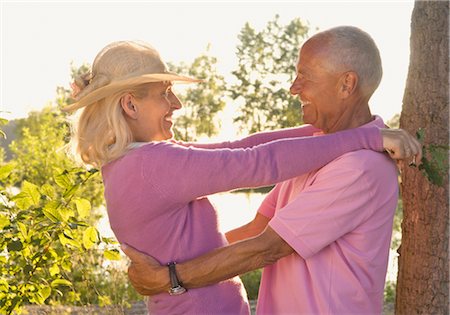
[{"xmin": 65, "ymin": 41, "xmax": 420, "ymax": 314}]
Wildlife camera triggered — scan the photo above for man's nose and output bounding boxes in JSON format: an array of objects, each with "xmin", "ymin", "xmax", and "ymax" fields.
[{"xmin": 290, "ymin": 76, "xmax": 301, "ymax": 95}]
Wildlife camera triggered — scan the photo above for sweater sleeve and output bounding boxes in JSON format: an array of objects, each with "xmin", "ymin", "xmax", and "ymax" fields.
[
  {"xmin": 173, "ymin": 125, "xmax": 319, "ymax": 149},
  {"xmin": 141, "ymin": 126, "xmax": 383, "ymax": 210}
]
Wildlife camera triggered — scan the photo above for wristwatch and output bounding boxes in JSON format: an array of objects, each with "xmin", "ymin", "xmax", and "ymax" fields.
[{"xmin": 167, "ymin": 262, "xmax": 187, "ymax": 295}]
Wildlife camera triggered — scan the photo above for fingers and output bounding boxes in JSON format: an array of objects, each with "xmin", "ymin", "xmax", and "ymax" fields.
[{"xmin": 403, "ymin": 130, "xmax": 423, "ymax": 167}]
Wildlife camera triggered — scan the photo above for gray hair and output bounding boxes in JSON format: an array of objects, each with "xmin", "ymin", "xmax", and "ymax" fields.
[{"xmin": 311, "ymin": 26, "xmax": 383, "ymax": 96}]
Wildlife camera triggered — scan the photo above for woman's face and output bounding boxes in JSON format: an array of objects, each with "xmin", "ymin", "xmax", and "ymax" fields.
[{"xmin": 132, "ymin": 82, "xmax": 182, "ymax": 142}]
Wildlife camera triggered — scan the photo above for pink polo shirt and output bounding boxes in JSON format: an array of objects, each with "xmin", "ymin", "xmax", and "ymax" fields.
[{"xmin": 257, "ymin": 117, "xmax": 398, "ymax": 315}]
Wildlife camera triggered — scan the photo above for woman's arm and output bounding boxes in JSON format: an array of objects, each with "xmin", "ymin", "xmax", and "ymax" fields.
[
  {"xmin": 144, "ymin": 127, "xmax": 420, "ymax": 212},
  {"xmin": 225, "ymin": 213, "xmax": 271, "ymax": 244},
  {"xmin": 143, "ymin": 127, "xmax": 383, "ymax": 210},
  {"xmin": 173, "ymin": 125, "xmax": 319, "ymax": 149}
]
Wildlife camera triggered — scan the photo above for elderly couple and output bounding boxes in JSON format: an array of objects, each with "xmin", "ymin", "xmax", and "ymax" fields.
[{"xmin": 65, "ymin": 26, "xmax": 421, "ymax": 314}]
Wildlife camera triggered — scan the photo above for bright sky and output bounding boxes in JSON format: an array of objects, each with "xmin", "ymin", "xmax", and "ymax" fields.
[{"xmin": 1, "ymin": 0, "xmax": 414, "ymax": 128}]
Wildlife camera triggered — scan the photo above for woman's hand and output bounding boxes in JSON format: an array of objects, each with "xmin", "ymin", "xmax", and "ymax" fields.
[
  {"xmin": 121, "ymin": 244, "xmax": 169, "ymax": 296},
  {"xmin": 381, "ymin": 128, "xmax": 422, "ymax": 165}
]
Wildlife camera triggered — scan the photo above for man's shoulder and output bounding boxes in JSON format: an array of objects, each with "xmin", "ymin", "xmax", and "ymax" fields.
[
  {"xmin": 338, "ymin": 149, "xmax": 392, "ymax": 166},
  {"xmin": 320, "ymin": 149, "xmax": 397, "ymax": 179}
]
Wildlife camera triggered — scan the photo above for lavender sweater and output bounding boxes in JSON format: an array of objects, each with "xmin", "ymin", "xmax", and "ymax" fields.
[{"xmin": 101, "ymin": 125, "xmax": 383, "ymax": 315}]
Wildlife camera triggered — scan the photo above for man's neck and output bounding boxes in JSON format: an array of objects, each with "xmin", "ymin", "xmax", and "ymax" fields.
[{"xmin": 323, "ymin": 99, "xmax": 373, "ymax": 134}]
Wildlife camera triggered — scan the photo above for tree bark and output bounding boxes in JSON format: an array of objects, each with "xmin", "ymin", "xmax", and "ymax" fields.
[{"xmin": 396, "ymin": 1, "xmax": 449, "ymax": 314}]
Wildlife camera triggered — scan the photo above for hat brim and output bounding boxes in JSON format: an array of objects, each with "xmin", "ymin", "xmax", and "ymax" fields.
[{"xmin": 62, "ymin": 73, "xmax": 201, "ymax": 112}]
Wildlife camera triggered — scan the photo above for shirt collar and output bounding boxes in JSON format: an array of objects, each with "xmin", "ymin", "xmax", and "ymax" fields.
[{"xmin": 313, "ymin": 115, "xmax": 384, "ymax": 136}]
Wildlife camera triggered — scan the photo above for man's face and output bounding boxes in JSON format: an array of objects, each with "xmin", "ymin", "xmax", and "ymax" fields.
[{"xmin": 289, "ymin": 42, "xmax": 344, "ymax": 132}]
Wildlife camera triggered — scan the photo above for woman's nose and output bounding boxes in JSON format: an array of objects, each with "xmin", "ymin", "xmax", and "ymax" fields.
[{"xmin": 170, "ymin": 93, "xmax": 182, "ymax": 109}]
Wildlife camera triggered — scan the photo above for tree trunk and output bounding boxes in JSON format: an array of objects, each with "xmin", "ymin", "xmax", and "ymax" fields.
[{"xmin": 396, "ymin": 1, "xmax": 449, "ymax": 314}]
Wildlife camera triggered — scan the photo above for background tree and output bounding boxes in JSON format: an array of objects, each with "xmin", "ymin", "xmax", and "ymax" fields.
[
  {"xmin": 169, "ymin": 47, "xmax": 227, "ymax": 141},
  {"xmin": 230, "ymin": 15, "xmax": 310, "ymax": 133},
  {"xmin": 396, "ymin": 1, "xmax": 449, "ymax": 314}
]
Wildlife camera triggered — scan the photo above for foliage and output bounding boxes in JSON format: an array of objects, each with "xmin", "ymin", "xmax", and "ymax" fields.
[
  {"xmin": 415, "ymin": 129, "xmax": 449, "ymax": 187},
  {"xmin": 0, "ymin": 112, "xmax": 140, "ymax": 314},
  {"xmin": 240, "ymin": 269, "xmax": 261, "ymax": 301},
  {"xmin": 391, "ymin": 199, "xmax": 403, "ymax": 250},
  {"xmin": 386, "ymin": 113, "xmax": 400, "ymax": 129},
  {"xmin": 0, "ymin": 164, "xmax": 111, "ymax": 314},
  {"xmin": 0, "ymin": 68, "xmax": 127, "ymax": 313},
  {"xmin": 0, "ymin": 117, "xmax": 7, "ymax": 140},
  {"xmin": 384, "ymin": 280, "xmax": 396, "ymax": 304},
  {"xmin": 169, "ymin": 46, "xmax": 227, "ymax": 141},
  {"xmin": 231, "ymin": 15, "xmax": 310, "ymax": 133},
  {"xmin": 5, "ymin": 107, "xmax": 104, "ymax": 214}
]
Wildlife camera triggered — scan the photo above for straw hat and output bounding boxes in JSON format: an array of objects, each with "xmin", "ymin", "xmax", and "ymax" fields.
[{"xmin": 63, "ymin": 41, "xmax": 200, "ymax": 112}]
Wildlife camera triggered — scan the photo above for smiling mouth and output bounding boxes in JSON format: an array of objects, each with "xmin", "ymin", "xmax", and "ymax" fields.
[{"xmin": 300, "ymin": 101, "xmax": 311, "ymax": 108}]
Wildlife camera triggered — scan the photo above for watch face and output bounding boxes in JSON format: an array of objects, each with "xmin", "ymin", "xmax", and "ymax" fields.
[{"xmin": 169, "ymin": 285, "xmax": 187, "ymax": 295}]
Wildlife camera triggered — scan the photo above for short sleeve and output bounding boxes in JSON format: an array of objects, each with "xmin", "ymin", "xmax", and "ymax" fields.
[
  {"xmin": 257, "ymin": 184, "xmax": 283, "ymax": 219},
  {"xmin": 268, "ymin": 151, "xmax": 395, "ymax": 259}
]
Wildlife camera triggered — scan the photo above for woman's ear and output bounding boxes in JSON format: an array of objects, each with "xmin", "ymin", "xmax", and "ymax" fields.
[
  {"xmin": 121, "ymin": 94, "xmax": 138, "ymax": 119},
  {"xmin": 339, "ymin": 71, "xmax": 358, "ymax": 99}
]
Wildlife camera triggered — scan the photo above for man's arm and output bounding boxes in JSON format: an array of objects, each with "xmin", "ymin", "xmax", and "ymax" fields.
[
  {"xmin": 122, "ymin": 225, "xmax": 293, "ymax": 296},
  {"xmin": 225, "ymin": 213, "xmax": 270, "ymax": 244}
]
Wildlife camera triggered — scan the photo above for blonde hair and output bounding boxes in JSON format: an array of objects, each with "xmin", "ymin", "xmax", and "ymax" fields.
[
  {"xmin": 65, "ymin": 40, "xmax": 197, "ymax": 167},
  {"xmin": 68, "ymin": 83, "xmax": 151, "ymax": 168}
]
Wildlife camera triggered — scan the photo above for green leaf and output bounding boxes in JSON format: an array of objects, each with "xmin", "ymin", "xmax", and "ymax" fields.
[
  {"xmin": 0, "ymin": 213, "xmax": 10, "ymax": 230},
  {"xmin": 0, "ymin": 279, "xmax": 9, "ymax": 293},
  {"xmin": 59, "ymin": 231, "xmax": 81, "ymax": 249},
  {"xmin": 74, "ymin": 198, "xmax": 91, "ymax": 219},
  {"xmin": 17, "ymin": 222, "xmax": 28, "ymax": 240},
  {"xmin": 416, "ymin": 128, "xmax": 425, "ymax": 142},
  {"xmin": 104, "ymin": 249, "xmax": 121, "ymax": 260},
  {"xmin": 83, "ymin": 226, "xmax": 99, "ymax": 250},
  {"xmin": 43, "ymin": 201, "xmax": 62, "ymax": 222},
  {"xmin": 61, "ymin": 259, "xmax": 72, "ymax": 272},
  {"xmin": 22, "ymin": 181, "xmax": 41, "ymax": 204},
  {"xmin": 54, "ymin": 171, "xmax": 72, "ymax": 189},
  {"xmin": 7, "ymin": 240, "xmax": 23, "ymax": 252},
  {"xmin": 49, "ymin": 264, "xmax": 60, "ymax": 277},
  {"xmin": 12, "ymin": 181, "xmax": 41, "ymax": 209},
  {"xmin": 63, "ymin": 184, "xmax": 79, "ymax": 200},
  {"xmin": 98, "ymin": 295, "xmax": 112, "ymax": 307},
  {"xmin": 0, "ymin": 163, "xmax": 14, "ymax": 181},
  {"xmin": 41, "ymin": 183, "xmax": 56, "ymax": 199},
  {"xmin": 51, "ymin": 279, "xmax": 72, "ymax": 287},
  {"xmin": 60, "ymin": 207, "xmax": 75, "ymax": 222},
  {"xmin": 23, "ymin": 264, "xmax": 33, "ymax": 274},
  {"xmin": 36, "ymin": 286, "xmax": 51, "ymax": 304}
]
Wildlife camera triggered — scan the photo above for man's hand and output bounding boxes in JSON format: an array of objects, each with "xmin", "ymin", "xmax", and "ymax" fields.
[{"xmin": 121, "ymin": 244, "xmax": 169, "ymax": 296}]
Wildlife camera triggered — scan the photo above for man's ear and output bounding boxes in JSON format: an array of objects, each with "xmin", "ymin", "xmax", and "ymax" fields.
[
  {"xmin": 120, "ymin": 94, "xmax": 138, "ymax": 119},
  {"xmin": 339, "ymin": 71, "xmax": 358, "ymax": 98}
]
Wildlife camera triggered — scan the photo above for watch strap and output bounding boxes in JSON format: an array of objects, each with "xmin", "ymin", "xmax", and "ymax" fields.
[{"xmin": 167, "ymin": 262, "xmax": 187, "ymax": 295}]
